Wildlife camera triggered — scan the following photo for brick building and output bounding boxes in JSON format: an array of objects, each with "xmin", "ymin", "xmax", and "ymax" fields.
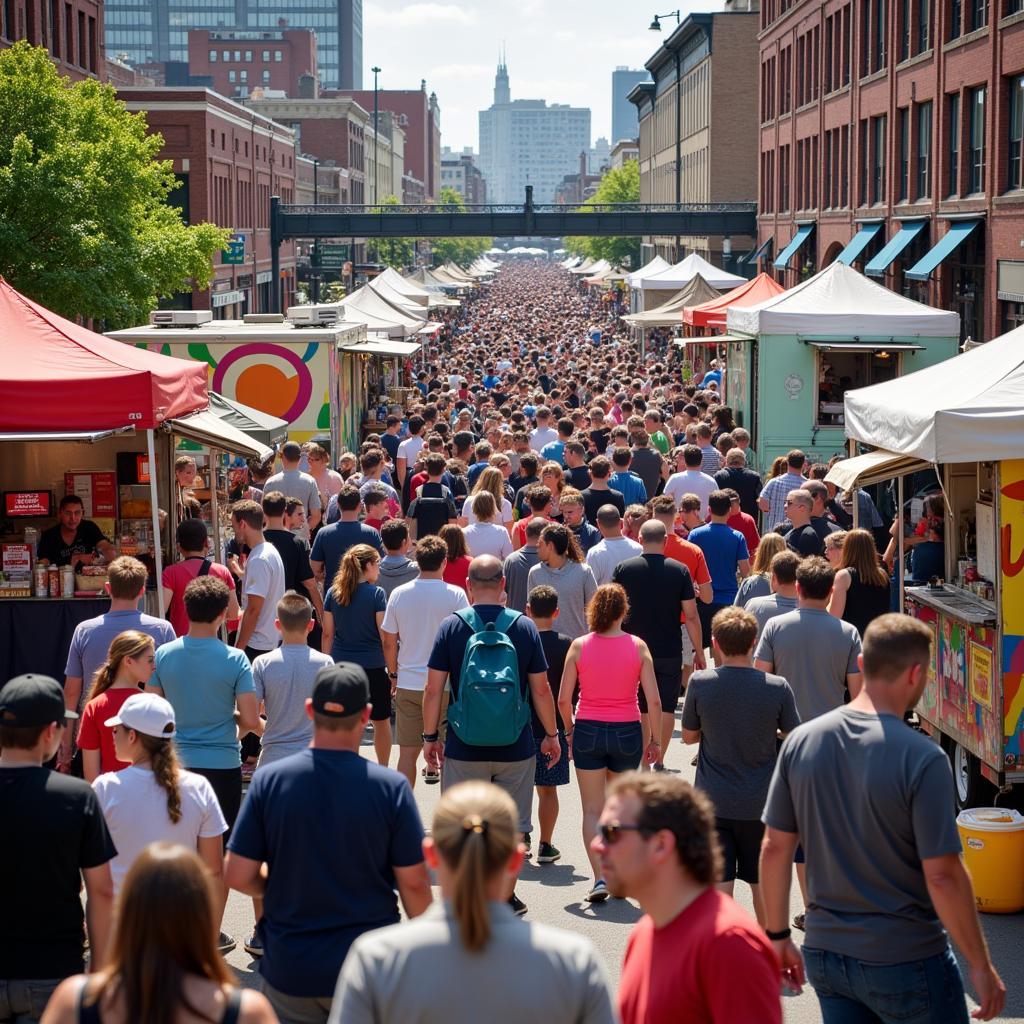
[
  {"xmin": 0, "ymin": 0, "xmax": 102, "ymax": 80},
  {"xmin": 187, "ymin": 27, "xmax": 318, "ymax": 100},
  {"xmin": 440, "ymin": 147, "xmax": 486, "ymax": 204},
  {"xmin": 629, "ymin": 5, "xmax": 759, "ymax": 270},
  {"xmin": 117, "ymin": 87, "xmax": 298, "ymax": 317},
  {"xmin": 757, "ymin": 0, "xmax": 1024, "ymax": 342}
]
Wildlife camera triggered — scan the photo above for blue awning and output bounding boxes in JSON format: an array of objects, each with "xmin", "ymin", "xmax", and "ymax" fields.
[
  {"xmin": 835, "ymin": 223, "xmax": 882, "ymax": 265},
  {"xmin": 773, "ymin": 224, "xmax": 814, "ymax": 269},
  {"xmin": 746, "ymin": 236, "xmax": 773, "ymax": 264},
  {"xmin": 905, "ymin": 220, "xmax": 982, "ymax": 281},
  {"xmin": 865, "ymin": 220, "xmax": 928, "ymax": 277}
]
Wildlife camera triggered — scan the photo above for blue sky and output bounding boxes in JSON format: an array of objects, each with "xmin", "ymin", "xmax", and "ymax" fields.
[{"xmin": 363, "ymin": 0, "xmax": 719, "ymax": 152}]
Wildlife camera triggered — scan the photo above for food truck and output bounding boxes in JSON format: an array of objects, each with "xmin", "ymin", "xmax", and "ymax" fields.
[
  {"xmin": 723, "ymin": 262, "xmax": 960, "ymax": 471},
  {"xmin": 826, "ymin": 325, "xmax": 1024, "ymax": 807}
]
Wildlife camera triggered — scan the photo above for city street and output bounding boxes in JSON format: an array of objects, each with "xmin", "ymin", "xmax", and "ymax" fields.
[{"xmin": 222, "ymin": 720, "xmax": 1024, "ymax": 1022}]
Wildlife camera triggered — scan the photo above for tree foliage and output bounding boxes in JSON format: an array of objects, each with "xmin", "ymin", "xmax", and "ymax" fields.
[
  {"xmin": 0, "ymin": 43, "xmax": 229, "ymax": 326},
  {"xmin": 367, "ymin": 194, "xmax": 415, "ymax": 268},
  {"xmin": 429, "ymin": 186, "xmax": 491, "ymax": 268},
  {"xmin": 563, "ymin": 161, "xmax": 641, "ymax": 269}
]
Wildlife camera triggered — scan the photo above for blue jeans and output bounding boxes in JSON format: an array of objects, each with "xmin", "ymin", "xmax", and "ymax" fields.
[
  {"xmin": 0, "ymin": 979, "xmax": 63, "ymax": 1024},
  {"xmin": 802, "ymin": 946, "xmax": 969, "ymax": 1024}
]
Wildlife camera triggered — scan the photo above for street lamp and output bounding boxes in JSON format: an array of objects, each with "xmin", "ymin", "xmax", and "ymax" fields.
[
  {"xmin": 371, "ymin": 65, "xmax": 382, "ymax": 207},
  {"xmin": 649, "ymin": 10, "xmax": 681, "ymax": 29}
]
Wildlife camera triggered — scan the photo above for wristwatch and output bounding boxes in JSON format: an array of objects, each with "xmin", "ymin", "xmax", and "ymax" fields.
[
  {"xmin": 388, "ymin": 671, "xmax": 398, "ymax": 679},
  {"xmin": 421, "ymin": 731, "xmax": 440, "ymax": 742},
  {"xmin": 765, "ymin": 927, "xmax": 791, "ymax": 941}
]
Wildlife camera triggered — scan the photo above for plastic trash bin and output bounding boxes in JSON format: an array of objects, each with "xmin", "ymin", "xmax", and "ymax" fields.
[{"xmin": 956, "ymin": 808, "xmax": 1024, "ymax": 914}]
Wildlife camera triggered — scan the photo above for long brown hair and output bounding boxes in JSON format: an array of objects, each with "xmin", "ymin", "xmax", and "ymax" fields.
[
  {"xmin": 87, "ymin": 631, "xmax": 154, "ymax": 703},
  {"xmin": 471, "ymin": 466, "xmax": 506, "ymax": 508},
  {"xmin": 139, "ymin": 733, "xmax": 182, "ymax": 824},
  {"xmin": 432, "ymin": 782, "xmax": 517, "ymax": 953},
  {"xmin": 840, "ymin": 528, "xmax": 889, "ymax": 589},
  {"xmin": 331, "ymin": 544, "xmax": 380, "ymax": 606},
  {"xmin": 587, "ymin": 583, "xmax": 628, "ymax": 633},
  {"xmin": 86, "ymin": 843, "xmax": 233, "ymax": 1024},
  {"xmin": 750, "ymin": 532, "xmax": 786, "ymax": 576},
  {"xmin": 439, "ymin": 524, "xmax": 468, "ymax": 560}
]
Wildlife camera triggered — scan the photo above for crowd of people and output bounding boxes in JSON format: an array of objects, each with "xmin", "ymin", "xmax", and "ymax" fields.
[{"xmin": 0, "ymin": 260, "xmax": 1007, "ymax": 1024}]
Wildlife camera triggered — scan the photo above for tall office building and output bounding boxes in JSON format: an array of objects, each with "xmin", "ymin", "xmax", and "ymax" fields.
[
  {"xmin": 611, "ymin": 67, "xmax": 648, "ymax": 145},
  {"xmin": 478, "ymin": 59, "xmax": 590, "ymax": 205},
  {"xmin": 105, "ymin": 0, "xmax": 362, "ymax": 90}
]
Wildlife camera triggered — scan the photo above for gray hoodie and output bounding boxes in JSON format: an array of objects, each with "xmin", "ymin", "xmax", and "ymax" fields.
[{"xmin": 378, "ymin": 555, "xmax": 420, "ymax": 599}]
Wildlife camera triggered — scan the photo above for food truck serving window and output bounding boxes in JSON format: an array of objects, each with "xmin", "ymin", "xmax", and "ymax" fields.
[{"xmin": 808, "ymin": 341, "xmax": 923, "ymax": 426}]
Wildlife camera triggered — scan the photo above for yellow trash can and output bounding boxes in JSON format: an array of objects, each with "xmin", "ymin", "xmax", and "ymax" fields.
[{"xmin": 956, "ymin": 808, "xmax": 1024, "ymax": 914}]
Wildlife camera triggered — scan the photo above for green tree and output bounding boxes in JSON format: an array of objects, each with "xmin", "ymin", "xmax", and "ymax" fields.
[
  {"xmin": 0, "ymin": 43, "xmax": 228, "ymax": 326},
  {"xmin": 429, "ymin": 186, "xmax": 490, "ymax": 268},
  {"xmin": 367, "ymin": 194, "xmax": 415, "ymax": 268},
  {"xmin": 563, "ymin": 161, "xmax": 641, "ymax": 269}
]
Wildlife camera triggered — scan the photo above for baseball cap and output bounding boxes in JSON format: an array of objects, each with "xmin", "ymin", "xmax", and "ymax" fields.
[
  {"xmin": 105, "ymin": 693, "xmax": 176, "ymax": 739},
  {"xmin": 312, "ymin": 663, "xmax": 370, "ymax": 717},
  {"xmin": 0, "ymin": 674, "xmax": 77, "ymax": 727}
]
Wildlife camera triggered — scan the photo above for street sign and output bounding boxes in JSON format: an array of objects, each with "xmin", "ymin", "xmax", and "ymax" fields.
[
  {"xmin": 319, "ymin": 243, "xmax": 349, "ymax": 269},
  {"xmin": 222, "ymin": 236, "xmax": 245, "ymax": 265}
]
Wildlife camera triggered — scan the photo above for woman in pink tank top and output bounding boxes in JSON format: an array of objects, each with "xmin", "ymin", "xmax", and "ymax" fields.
[{"xmin": 558, "ymin": 584, "xmax": 660, "ymax": 904}]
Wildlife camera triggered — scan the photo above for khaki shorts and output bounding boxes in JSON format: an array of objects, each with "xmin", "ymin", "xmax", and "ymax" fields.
[
  {"xmin": 395, "ymin": 687, "xmax": 449, "ymax": 747},
  {"xmin": 442, "ymin": 755, "xmax": 536, "ymax": 835},
  {"xmin": 681, "ymin": 622, "xmax": 695, "ymax": 666}
]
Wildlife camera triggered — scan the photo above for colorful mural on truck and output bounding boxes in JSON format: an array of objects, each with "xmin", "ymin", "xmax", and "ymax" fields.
[{"xmin": 1000, "ymin": 460, "xmax": 1024, "ymax": 770}]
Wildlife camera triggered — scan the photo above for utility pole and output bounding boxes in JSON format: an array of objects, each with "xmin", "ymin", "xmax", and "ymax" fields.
[
  {"xmin": 311, "ymin": 157, "xmax": 321, "ymax": 304},
  {"xmin": 371, "ymin": 66, "xmax": 382, "ymax": 207}
]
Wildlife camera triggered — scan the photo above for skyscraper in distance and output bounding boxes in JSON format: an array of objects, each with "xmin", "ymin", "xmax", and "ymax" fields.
[
  {"xmin": 105, "ymin": 0, "xmax": 363, "ymax": 89},
  {"xmin": 611, "ymin": 67, "xmax": 649, "ymax": 144}
]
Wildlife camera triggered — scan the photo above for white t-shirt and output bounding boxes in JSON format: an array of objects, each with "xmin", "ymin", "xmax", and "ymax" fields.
[
  {"xmin": 242, "ymin": 541, "xmax": 286, "ymax": 651},
  {"xmin": 463, "ymin": 492, "xmax": 514, "ymax": 526},
  {"xmin": 397, "ymin": 435, "xmax": 425, "ymax": 466},
  {"xmin": 381, "ymin": 578, "xmax": 468, "ymax": 690},
  {"xmin": 93, "ymin": 765, "xmax": 227, "ymax": 893},
  {"xmin": 529, "ymin": 426, "xmax": 558, "ymax": 452},
  {"xmin": 464, "ymin": 521, "xmax": 513, "ymax": 561},
  {"xmin": 664, "ymin": 470, "xmax": 718, "ymax": 517},
  {"xmin": 585, "ymin": 535, "xmax": 643, "ymax": 586}
]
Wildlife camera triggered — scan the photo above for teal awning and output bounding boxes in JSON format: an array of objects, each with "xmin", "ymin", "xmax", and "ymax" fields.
[
  {"xmin": 836, "ymin": 224, "xmax": 882, "ymax": 265},
  {"xmin": 905, "ymin": 220, "xmax": 982, "ymax": 281},
  {"xmin": 773, "ymin": 224, "xmax": 814, "ymax": 269},
  {"xmin": 865, "ymin": 221, "xmax": 928, "ymax": 277},
  {"xmin": 746, "ymin": 236, "xmax": 773, "ymax": 264}
]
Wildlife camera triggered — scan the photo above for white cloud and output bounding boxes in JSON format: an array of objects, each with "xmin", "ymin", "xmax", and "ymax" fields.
[
  {"xmin": 426, "ymin": 63, "xmax": 494, "ymax": 80},
  {"xmin": 366, "ymin": 3, "xmax": 480, "ymax": 28}
]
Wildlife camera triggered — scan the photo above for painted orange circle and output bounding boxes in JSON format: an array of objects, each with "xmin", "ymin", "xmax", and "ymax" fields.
[{"xmin": 235, "ymin": 364, "xmax": 300, "ymax": 419}]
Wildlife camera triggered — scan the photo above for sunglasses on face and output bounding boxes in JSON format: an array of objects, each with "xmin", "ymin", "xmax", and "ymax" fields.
[{"xmin": 599, "ymin": 822, "xmax": 651, "ymax": 845}]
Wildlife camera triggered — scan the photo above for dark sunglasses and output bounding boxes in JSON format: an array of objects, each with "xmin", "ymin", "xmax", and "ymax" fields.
[{"xmin": 599, "ymin": 822, "xmax": 651, "ymax": 845}]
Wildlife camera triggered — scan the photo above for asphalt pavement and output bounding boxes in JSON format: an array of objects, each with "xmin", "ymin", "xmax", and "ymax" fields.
[{"xmin": 222, "ymin": 720, "xmax": 1024, "ymax": 1022}]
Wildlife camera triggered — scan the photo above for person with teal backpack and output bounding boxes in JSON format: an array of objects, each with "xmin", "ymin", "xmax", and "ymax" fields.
[{"xmin": 422, "ymin": 554, "xmax": 562, "ymax": 919}]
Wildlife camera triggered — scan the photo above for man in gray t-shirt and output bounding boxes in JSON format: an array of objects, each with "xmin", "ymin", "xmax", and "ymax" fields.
[
  {"xmin": 264, "ymin": 442, "xmax": 322, "ymax": 541},
  {"xmin": 759, "ymin": 613, "xmax": 1005, "ymax": 1022},
  {"xmin": 753, "ymin": 557, "xmax": 861, "ymax": 722}
]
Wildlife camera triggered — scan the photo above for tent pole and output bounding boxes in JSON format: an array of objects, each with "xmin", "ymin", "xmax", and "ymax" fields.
[
  {"xmin": 148, "ymin": 428, "xmax": 165, "ymax": 618},
  {"xmin": 897, "ymin": 474, "xmax": 905, "ymax": 611}
]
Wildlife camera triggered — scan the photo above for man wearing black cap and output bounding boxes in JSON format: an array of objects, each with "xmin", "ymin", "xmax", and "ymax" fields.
[
  {"xmin": 264, "ymin": 441, "xmax": 322, "ymax": 541},
  {"xmin": 225, "ymin": 662, "xmax": 431, "ymax": 1024},
  {"xmin": 0, "ymin": 675, "xmax": 116, "ymax": 1018}
]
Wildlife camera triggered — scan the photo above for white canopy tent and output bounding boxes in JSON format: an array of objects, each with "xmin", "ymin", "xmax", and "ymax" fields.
[
  {"xmin": 376, "ymin": 267, "xmax": 431, "ymax": 306},
  {"xmin": 626, "ymin": 255, "xmax": 670, "ymax": 287},
  {"xmin": 623, "ymin": 275, "xmax": 722, "ymax": 327},
  {"xmin": 571, "ymin": 258, "xmax": 609, "ymax": 276},
  {"xmin": 640, "ymin": 253, "xmax": 746, "ymax": 291},
  {"xmin": 367, "ymin": 275, "xmax": 429, "ymax": 316},
  {"xmin": 841, "ymin": 322, "xmax": 1024, "ymax": 463},
  {"xmin": 340, "ymin": 284, "xmax": 426, "ymax": 338},
  {"xmin": 727, "ymin": 261, "xmax": 961, "ymax": 338}
]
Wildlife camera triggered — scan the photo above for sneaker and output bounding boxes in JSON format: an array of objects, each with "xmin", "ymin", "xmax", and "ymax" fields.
[
  {"xmin": 522, "ymin": 832, "xmax": 532, "ymax": 857},
  {"xmin": 422, "ymin": 766, "xmax": 440, "ymax": 785},
  {"xmin": 586, "ymin": 879, "xmax": 610, "ymax": 903},
  {"xmin": 537, "ymin": 841, "xmax": 561, "ymax": 864},
  {"xmin": 653, "ymin": 761, "xmax": 666, "ymax": 772},
  {"xmin": 690, "ymin": 753, "xmax": 698, "ymax": 767},
  {"xmin": 217, "ymin": 931, "xmax": 237, "ymax": 955},
  {"xmin": 244, "ymin": 933, "xmax": 264, "ymax": 957},
  {"xmin": 792, "ymin": 912, "xmax": 806, "ymax": 932},
  {"xmin": 508, "ymin": 892, "xmax": 528, "ymax": 917}
]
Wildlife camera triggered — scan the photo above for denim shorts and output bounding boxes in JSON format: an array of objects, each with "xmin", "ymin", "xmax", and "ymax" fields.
[
  {"xmin": 802, "ymin": 945, "xmax": 969, "ymax": 1024},
  {"xmin": 572, "ymin": 719, "xmax": 643, "ymax": 773},
  {"xmin": 533, "ymin": 732, "xmax": 570, "ymax": 786}
]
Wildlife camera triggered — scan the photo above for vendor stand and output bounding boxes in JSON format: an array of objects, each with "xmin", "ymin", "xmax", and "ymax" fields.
[
  {"xmin": 826, "ymin": 323, "xmax": 1024, "ymax": 807},
  {"xmin": 724, "ymin": 262, "xmax": 960, "ymax": 471}
]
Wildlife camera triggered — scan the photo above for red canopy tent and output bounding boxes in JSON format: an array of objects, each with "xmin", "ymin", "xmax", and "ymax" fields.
[
  {"xmin": 0, "ymin": 278, "xmax": 207, "ymax": 431},
  {"xmin": 682, "ymin": 272, "xmax": 787, "ymax": 331}
]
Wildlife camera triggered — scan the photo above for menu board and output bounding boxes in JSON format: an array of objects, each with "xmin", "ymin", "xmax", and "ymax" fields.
[
  {"xmin": 4, "ymin": 490, "xmax": 52, "ymax": 518},
  {"xmin": 65, "ymin": 471, "xmax": 118, "ymax": 518}
]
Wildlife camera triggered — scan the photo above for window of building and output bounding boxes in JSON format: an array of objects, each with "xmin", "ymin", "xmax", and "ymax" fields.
[
  {"xmin": 969, "ymin": 85, "xmax": 985, "ymax": 193},
  {"xmin": 228, "ymin": 69, "xmax": 235, "ymax": 83},
  {"xmin": 918, "ymin": 0, "xmax": 930, "ymax": 49},
  {"xmin": 872, "ymin": 114, "xmax": 887, "ymax": 202},
  {"xmin": 779, "ymin": 145, "xmax": 790, "ymax": 210},
  {"xmin": 901, "ymin": 0, "xmax": 912, "ymax": 59},
  {"xmin": 917, "ymin": 100, "xmax": 932, "ymax": 197},
  {"xmin": 209, "ymin": 49, "xmax": 217, "ymax": 62},
  {"xmin": 263, "ymin": 49, "xmax": 270, "ymax": 61},
  {"xmin": 263, "ymin": 69, "xmax": 271, "ymax": 85},
  {"xmin": 1008, "ymin": 0, "xmax": 1024, "ymax": 14},
  {"xmin": 951, "ymin": 0, "xmax": 962, "ymax": 35},
  {"xmin": 244, "ymin": 50, "xmax": 252, "ymax": 61},
  {"xmin": 233, "ymin": 50, "xmax": 240, "ymax": 61},
  {"xmin": 875, "ymin": 0, "xmax": 887, "ymax": 68},
  {"xmin": 223, "ymin": 50, "xmax": 230, "ymax": 61},
  {"xmin": 1010, "ymin": 75, "xmax": 1024, "ymax": 189},
  {"xmin": 240, "ymin": 69, "xmax": 247, "ymax": 82},
  {"xmin": 275, "ymin": 50, "xmax": 282, "ymax": 62},
  {"xmin": 859, "ymin": 119, "xmax": 870, "ymax": 204},
  {"xmin": 973, "ymin": 0, "xmax": 988, "ymax": 27},
  {"xmin": 898, "ymin": 108, "xmax": 910, "ymax": 199},
  {"xmin": 948, "ymin": 93, "xmax": 961, "ymax": 195}
]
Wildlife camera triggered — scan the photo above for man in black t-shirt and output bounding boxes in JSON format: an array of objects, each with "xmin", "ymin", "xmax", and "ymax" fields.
[
  {"xmin": 612, "ymin": 520, "xmax": 704, "ymax": 771},
  {"xmin": 580, "ymin": 457, "xmax": 625, "ymax": 524},
  {"xmin": 714, "ymin": 449, "xmax": 763, "ymax": 519},
  {"xmin": 37, "ymin": 494, "xmax": 116, "ymax": 568},
  {"xmin": 406, "ymin": 454, "xmax": 458, "ymax": 540},
  {"xmin": 779, "ymin": 489, "xmax": 825, "ymax": 557},
  {"xmin": 0, "ymin": 674, "xmax": 116, "ymax": 1008}
]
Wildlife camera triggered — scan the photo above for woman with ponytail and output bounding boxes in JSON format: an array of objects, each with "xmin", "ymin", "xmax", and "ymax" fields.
[
  {"xmin": 78, "ymin": 631, "xmax": 156, "ymax": 782},
  {"xmin": 328, "ymin": 781, "xmax": 614, "ymax": 1024},
  {"xmin": 321, "ymin": 543, "xmax": 391, "ymax": 764},
  {"xmin": 91, "ymin": 694, "xmax": 228, "ymax": 901}
]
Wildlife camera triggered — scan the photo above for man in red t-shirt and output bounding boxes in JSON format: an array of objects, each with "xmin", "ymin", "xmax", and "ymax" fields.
[
  {"xmin": 595, "ymin": 773, "xmax": 782, "ymax": 1024},
  {"xmin": 723, "ymin": 488, "xmax": 761, "ymax": 557},
  {"xmin": 161, "ymin": 519, "xmax": 239, "ymax": 637},
  {"xmin": 511, "ymin": 484, "xmax": 554, "ymax": 550}
]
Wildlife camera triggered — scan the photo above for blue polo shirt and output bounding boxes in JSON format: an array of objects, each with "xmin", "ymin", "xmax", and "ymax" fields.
[
  {"xmin": 427, "ymin": 604, "xmax": 548, "ymax": 763},
  {"xmin": 228, "ymin": 749, "xmax": 424, "ymax": 997},
  {"xmin": 610, "ymin": 471, "xmax": 648, "ymax": 507},
  {"xmin": 310, "ymin": 521, "xmax": 385, "ymax": 589},
  {"xmin": 687, "ymin": 522, "xmax": 749, "ymax": 604}
]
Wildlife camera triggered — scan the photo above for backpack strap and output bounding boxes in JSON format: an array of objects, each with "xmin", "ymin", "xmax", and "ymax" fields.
[
  {"xmin": 221, "ymin": 987, "xmax": 243, "ymax": 1024},
  {"xmin": 493, "ymin": 608, "xmax": 522, "ymax": 634},
  {"xmin": 197, "ymin": 558, "xmax": 213, "ymax": 578},
  {"xmin": 76, "ymin": 977, "xmax": 102, "ymax": 1024},
  {"xmin": 455, "ymin": 607, "xmax": 484, "ymax": 633}
]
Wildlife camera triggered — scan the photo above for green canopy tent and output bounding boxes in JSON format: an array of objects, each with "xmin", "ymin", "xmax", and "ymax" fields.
[{"xmin": 208, "ymin": 392, "xmax": 289, "ymax": 450}]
